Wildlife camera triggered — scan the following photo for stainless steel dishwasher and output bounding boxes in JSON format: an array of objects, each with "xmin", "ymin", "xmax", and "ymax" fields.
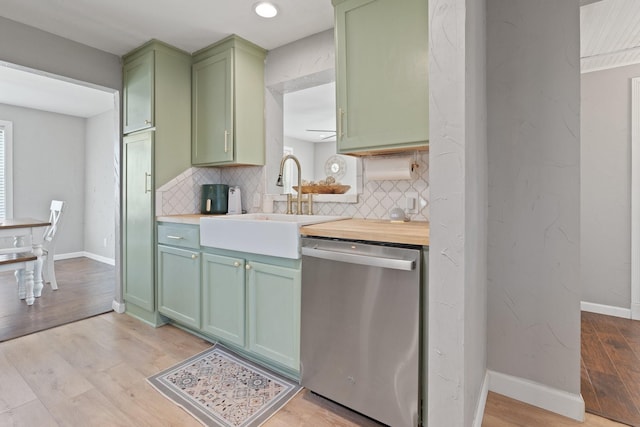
[{"xmin": 300, "ymin": 236, "xmax": 423, "ymax": 427}]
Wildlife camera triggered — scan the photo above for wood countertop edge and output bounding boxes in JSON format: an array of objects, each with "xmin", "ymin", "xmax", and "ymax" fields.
[{"xmin": 300, "ymin": 219, "xmax": 430, "ymax": 246}]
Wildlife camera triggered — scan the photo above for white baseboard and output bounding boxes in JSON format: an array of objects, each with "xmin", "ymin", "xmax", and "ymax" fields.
[
  {"xmin": 112, "ymin": 300, "xmax": 125, "ymax": 313},
  {"xmin": 632, "ymin": 302, "xmax": 640, "ymax": 321},
  {"xmin": 83, "ymin": 252, "xmax": 116, "ymax": 266},
  {"xmin": 54, "ymin": 251, "xmax": 84, "ymax": 260},
  {"xmin": 472, "ymin": 371, "xmax": 490, "ymax": 427},
  {"xmin": 54, "ymin": 251, "xmax": 115, "ymax": 266},
  {"xmin": 487, "ymin": 370, "xmax": 584, "ymax": 421},
  {"xmin": 581, "ymin": 301, "xmax": 631, "ymax": 319}
]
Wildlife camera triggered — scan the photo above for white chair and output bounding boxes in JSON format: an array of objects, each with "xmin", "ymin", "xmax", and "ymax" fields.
[{"xmin": 42, "ymin": 200, "xmax": 64, "ymax": 290}]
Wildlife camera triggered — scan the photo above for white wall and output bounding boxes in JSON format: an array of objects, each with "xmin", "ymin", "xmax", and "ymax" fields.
[
  {"xmin": 0, "ymin": 103, "xmax": 86, "ymax": 255},
  {"xmin": 428, "ymin": 0, "xmax": 488, "ymax": 425},
  {"xmin": 581, "ymin": 63, "xmax": 640, "ymax": 310},
  {"xmin": 85, "ymin": 110, "xmax": 117, "ymax": 261},
  {"xmin": 486, "ymin": 0, "xmax": 582, "ymax": 415},
  {"xmin": 283, "ymin": 136, "xmax": 315, "ymax": 182}
]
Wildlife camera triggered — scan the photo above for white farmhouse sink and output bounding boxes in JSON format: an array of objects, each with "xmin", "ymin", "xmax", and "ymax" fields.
[{"xmin": 200, "ymin": 213, "xmax": 348, "ymax": 259}]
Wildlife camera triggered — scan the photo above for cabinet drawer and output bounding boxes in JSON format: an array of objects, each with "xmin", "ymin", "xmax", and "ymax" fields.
[{"xmin": 157, "ymin": 224, "xmax": 199, "ymax": 249}]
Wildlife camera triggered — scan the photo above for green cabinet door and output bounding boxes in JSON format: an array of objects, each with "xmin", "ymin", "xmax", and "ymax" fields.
[
  {"xmin": 191, "ymin": 35, "xmax": 266, "ymax": 167},
  {"xmin": 247, "ymin": 261, "xmax": 301, "ymax": 371},
  {"xmin": 123, "ymin": 131, "xmax": 154, "ymax": 311},
  {"xmin": 123, "ymin": 51, "xmax": 154, "ymax": 134},
  {"xmin": 157, "ymin": 245, "xmax": 201, "ymax": 328},
  {"xmin": 202, "ymin": 253, "xmax": 246, "ymax": 347},
  {"xmin": 192, "ymin": 50, "xmax": 234, "ymax": 165},
  {"xmin": 334, "ymin": 0, "xmax": 429, "ymax": 154}
]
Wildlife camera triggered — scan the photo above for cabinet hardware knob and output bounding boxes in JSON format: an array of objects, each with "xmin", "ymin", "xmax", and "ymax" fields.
[
  {"xmin": 245, "ymin": 263, "xmax": 251, "ymax": 270},
  {"xmin": 144, "ymin": 119, "xmax": 151, "ymax": 125},
  {"xmin": 234, "ymin": 261, "xmax": 241, "ymax": 267},
  {"xmin": 191, "ymin": 254, "xmax": 198, "ymax": 260}
]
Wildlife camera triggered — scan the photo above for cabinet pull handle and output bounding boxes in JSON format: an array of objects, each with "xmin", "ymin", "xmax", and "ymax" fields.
[
  {"xmin": 144, "ymin": 172, "xmax": 151, "ymax": 193},
  {"xmin": 224, "ymin": 130, "xmax": 229, "ymax": 153},
  {"xmin": 245, "ymin": 263, "xmax": 251, "ymax": 270},
  {"xmin": 338, "ymin": 108, "xmax": 344, "ymax": 140},
  {"xmin": 166, "ymin": 235, "xmax": 184, "ymax": 240},
  {"xmin": 191, "ymin": 254, "xmax": 198, "ymax": 260},
  {"xmin": 234, "ymin": 261, "xmax": 241, "ymax": 267}
]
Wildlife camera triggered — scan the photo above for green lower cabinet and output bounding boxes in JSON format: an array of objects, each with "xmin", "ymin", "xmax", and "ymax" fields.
[
  {"xmin": 247, "ymin": 261, "xmax": 301, "ymax": 372},
  {"xmin": 202, "ymin": 253, "xmax": 246, "ymax": 347},
  {"xmin": 157, "ymin": 245, "xmax": 201, "ymax": 329}
]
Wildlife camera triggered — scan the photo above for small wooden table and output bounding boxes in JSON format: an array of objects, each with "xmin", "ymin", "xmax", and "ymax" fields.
[{"xmin": 0, "ymin": 218, "xmax": 51, "ymax": 305}]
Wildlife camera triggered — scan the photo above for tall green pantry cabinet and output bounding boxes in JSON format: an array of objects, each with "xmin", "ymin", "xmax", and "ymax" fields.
[{"xmin": 122, "ymin": 41, "xmax": 191, "ymax": 325}]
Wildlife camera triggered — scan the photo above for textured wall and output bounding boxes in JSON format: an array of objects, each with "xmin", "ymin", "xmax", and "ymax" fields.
[
  {"xmin": 427, "ymin": 0, "xmax": 488, "ymax": 425},
  {"xmin": 581, "ymin": 63, "xmax": 640, "ymax": 309},
  {"xmin": 487, "ymin": 0, "xmax": 581, "ymax": 396}
]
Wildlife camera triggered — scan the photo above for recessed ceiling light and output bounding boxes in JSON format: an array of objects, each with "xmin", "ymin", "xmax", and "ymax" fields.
[{"xmin": 254, "ymin": 2, "xmax": 278, "ymax": 18}]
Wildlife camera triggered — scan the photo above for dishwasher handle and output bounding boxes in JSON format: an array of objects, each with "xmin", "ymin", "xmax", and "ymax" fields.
[{"xmin": 302, "ymin": 246, "xmax": 416, "ymax": 271}]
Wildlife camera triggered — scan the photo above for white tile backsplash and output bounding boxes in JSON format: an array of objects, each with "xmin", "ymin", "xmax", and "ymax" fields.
[{"xmin": 157, "ymin": 151, "xmax": 430, "ymax": 221}]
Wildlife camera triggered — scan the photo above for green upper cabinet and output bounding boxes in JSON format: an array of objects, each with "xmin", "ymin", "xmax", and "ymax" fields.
[
  {"xmin": 192, "ymin": 50, "xmax": 234, "ymax": 164},
  {"xmin": 122, "ymin": 40, "xmax": 192, "ymax": 188},
  {"xmin": 333, "ymin": 0, "xmax": 429, "ymax": 154},
  {"xmin": 192, "ymin": 35, "xmax": 267, "ymax": 166},
  {"xmin": 123, "ymin": 51, "xmax": 154, "ymax": 133}
]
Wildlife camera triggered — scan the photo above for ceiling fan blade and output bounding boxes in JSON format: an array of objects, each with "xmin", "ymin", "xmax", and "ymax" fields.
[
  {"xmin": 321, "ymin": 134, "xmax": 337, "ymax": 140},
  {"xmin": 306, "ymin": 129, "xmax": 336, "ymax": 132}
]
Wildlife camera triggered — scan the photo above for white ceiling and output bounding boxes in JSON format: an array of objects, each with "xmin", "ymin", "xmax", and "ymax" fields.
[
  {"xmin": 580, "ymin": 0, "xmax": 640, "ymax": 73},
  {"xmin": 0, "ymin": 0, "xmax": 638, "ymax": 121},
  {"xmin": 0, "ymin": 0, "xmax": 334, "ymax": 119},
  {"xmin": 284, "ymin": 82, "xmax": 336, "ymax": 143},
  {"xmin": 0, "ymin": 0, "xmax": 334, "ymax": 56},
  {"xmin": 0, "ymin": 62, "xmax": 115, "ymax": 118}
]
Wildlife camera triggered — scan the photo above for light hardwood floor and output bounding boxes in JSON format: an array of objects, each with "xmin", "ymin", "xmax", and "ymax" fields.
[
  {"xmin": 0, "ymin": 309, "xmax": 627, "ymax": 426},
  {"xmin": 0, "ymin": 258, "xmax": 628, "ymax": 425},
  {"xmin": 0, "ymin": 312, "xmax": 379, "ymax": 426}
]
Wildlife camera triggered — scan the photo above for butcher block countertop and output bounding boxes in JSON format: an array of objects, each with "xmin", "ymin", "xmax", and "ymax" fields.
[{"xmin": 300, "ymin": 218, "xmax": 429, "ymax": 246}]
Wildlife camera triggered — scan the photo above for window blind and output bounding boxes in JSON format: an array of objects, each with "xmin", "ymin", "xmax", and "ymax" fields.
[{"xmin": 0, "ymin": 126, "xmax": 5, "ymax": 219}]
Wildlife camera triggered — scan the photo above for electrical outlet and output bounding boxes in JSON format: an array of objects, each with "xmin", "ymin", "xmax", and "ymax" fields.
[
  {"xmin": 253, "ymin": 193, "xmax": 262, "ymax": 209},
  {"xmin": 405, "ymin": 192, "xmax": 418, "ymax": 214}
]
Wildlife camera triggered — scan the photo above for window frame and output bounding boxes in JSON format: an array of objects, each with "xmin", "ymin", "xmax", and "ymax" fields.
[{"xmin": 0, "ymin": 120, "xmax": 14, "ymax": 219}]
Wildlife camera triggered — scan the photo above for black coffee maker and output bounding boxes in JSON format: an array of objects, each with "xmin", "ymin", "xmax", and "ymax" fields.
[{"xmin": 201, "ymin": 184, "xmax": 229, "ymax": 214}]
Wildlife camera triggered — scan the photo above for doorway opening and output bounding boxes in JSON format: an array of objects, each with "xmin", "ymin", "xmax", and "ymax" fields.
[{"xmin": 0, "ymin": 61, "xmax": 120, "ymax": 340}]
